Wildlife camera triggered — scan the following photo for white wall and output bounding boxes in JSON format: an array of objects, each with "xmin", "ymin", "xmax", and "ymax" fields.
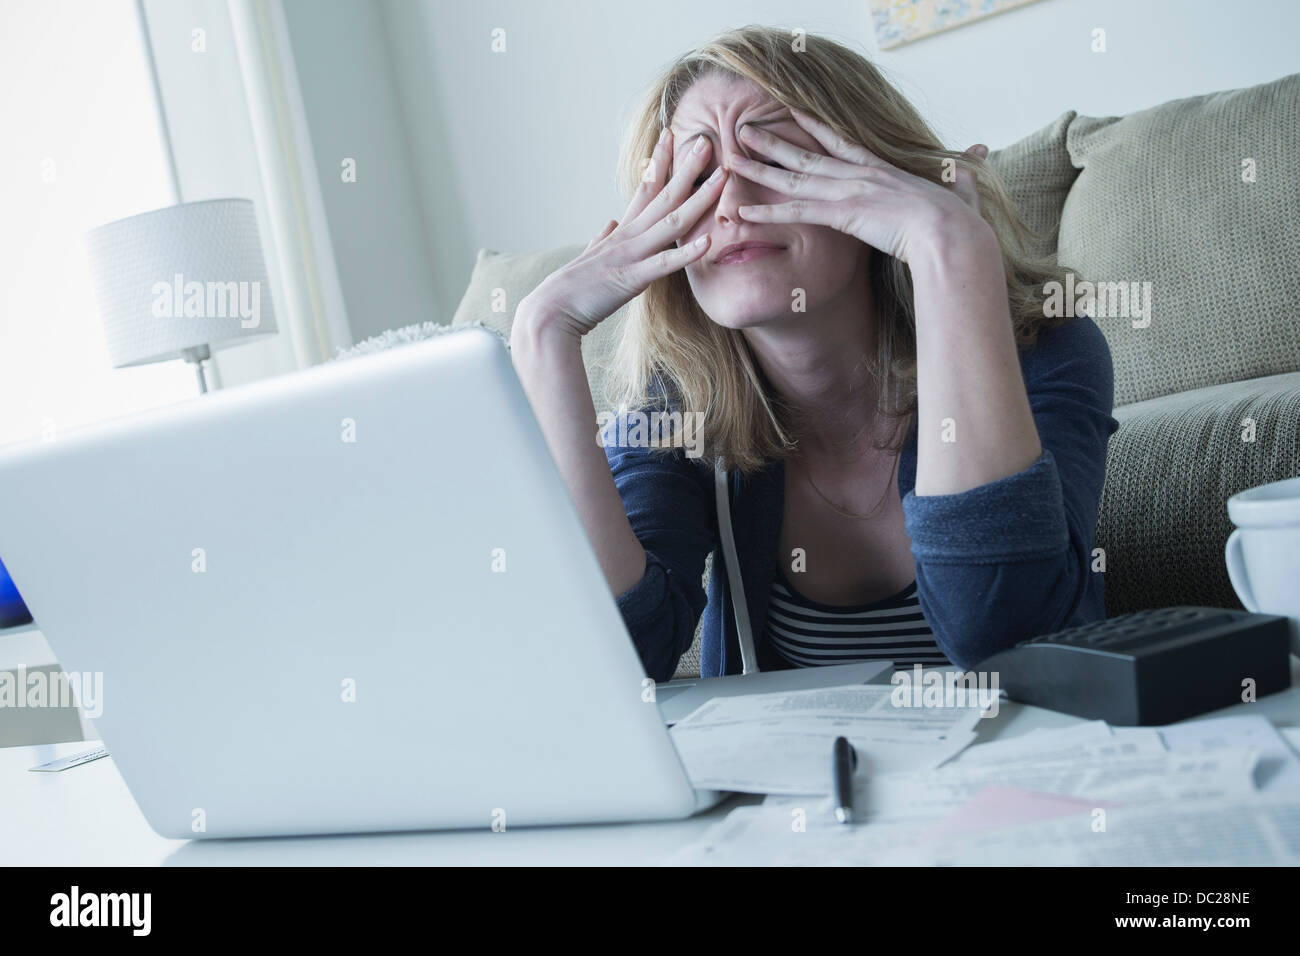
[{"xmin": 347, "ymin": 0, "xmax": 1299, "ymax": 315}]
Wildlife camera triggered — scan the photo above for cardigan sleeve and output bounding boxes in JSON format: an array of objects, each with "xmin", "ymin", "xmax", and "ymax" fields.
[
  {"xmin": 602, "ymin": 412, "xmax": 716, "ymax": 683},
  {"xmin": 900, "ymin": 315, "xmax": 1120, "ymax": 669}
]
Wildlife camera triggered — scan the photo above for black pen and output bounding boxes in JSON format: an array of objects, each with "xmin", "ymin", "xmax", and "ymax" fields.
[{"xmin": 832, "ymin": 736, "xmax": 857, "ymax": 824}]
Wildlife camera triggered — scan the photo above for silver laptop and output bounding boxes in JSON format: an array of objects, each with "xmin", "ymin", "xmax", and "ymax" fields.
[{"xmin": 0, "ymin": 328, "xmax": 884, "ymax": 839}]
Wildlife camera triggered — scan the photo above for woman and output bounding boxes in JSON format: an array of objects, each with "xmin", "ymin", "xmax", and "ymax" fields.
[{"xmin": 510, "ymin": 25, "xmax": 1118, "ymax": 682}]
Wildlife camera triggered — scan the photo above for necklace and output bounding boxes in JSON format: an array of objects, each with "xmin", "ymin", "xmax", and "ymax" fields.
[{"xmin": 796, "ymin": 452, "xmax": 899, "ymax": 520}]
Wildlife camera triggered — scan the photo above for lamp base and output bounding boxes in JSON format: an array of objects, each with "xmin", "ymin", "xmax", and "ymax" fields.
[{"xmin": 182, "ymin": 345, "xmax": 211, "ymax": 394}]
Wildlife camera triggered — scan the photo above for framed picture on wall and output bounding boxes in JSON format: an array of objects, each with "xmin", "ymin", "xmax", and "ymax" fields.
[{"xmin": 869, "ymin": 0, "xmax": 1047, "ymax": 49}]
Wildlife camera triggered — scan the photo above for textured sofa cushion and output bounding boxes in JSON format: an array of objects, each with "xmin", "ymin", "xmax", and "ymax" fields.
[
  {"xmin": 1058, "ymin": 73, "xmax": 1300, "ymax": 407},
  {"xmin": 986, "ymin": 110, "xmax": 1079, "ymax": 261},
  {"xmin": 450, "ymin": 245, "xmax": 632, "ymax": 410},
  {"xmin": 1098, "ymin": 370, "xmax": 1300, "ymax": 615}
]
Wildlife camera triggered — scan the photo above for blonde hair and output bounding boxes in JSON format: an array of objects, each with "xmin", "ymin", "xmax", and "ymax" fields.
[{"xmin": 606, "ymin": 25, "xmax": 1075, "ymax": 474}]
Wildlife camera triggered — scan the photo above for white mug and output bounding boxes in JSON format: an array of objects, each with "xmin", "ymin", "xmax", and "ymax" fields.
[{"xmin": 1225, "ymin": 475, "xmax": 1300, "ymax": 657}]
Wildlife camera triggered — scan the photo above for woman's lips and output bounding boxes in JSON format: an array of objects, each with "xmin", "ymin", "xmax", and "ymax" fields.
[{"xmin": 714, "ymin": 243, "xmax": 786, "ymax": 265}]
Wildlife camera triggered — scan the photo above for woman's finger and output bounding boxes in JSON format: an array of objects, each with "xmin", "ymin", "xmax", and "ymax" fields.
[
  {"xmin": 586, "ymin": 219, "xmax": 618, "ymax": 250},
  {"xmin": 620, "ymin": 129, "xmax": 676, "ymax": 228},
  {"xmin": 622, "ymin": 132, "xmax": 715, "ymax": 237},
  {"xmin": 736, "ymin": 121, "xmax": 864, "ymax": 180},
  {"xmin": 727, "ymin": 151, "xmax": 865, "ymax": 201},
  {"xmin": 622, "ymin": 233, "xmax": 712, "ymax": 288},
  {"xmin": 625, "ymin": 165, "xmax": 729, "ymax": 260},
  {"xmin": 787, "ymin": 107, "xmax": 890, "ymax": 169},
  {"xmin": 736, "ymin": 198, "xmax": 847, "ymax": 229}
]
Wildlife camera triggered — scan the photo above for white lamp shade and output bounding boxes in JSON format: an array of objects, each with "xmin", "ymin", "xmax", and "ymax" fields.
[{"xmin": 85, "ymin": 198, "xmax": 277, "ymax": 367}]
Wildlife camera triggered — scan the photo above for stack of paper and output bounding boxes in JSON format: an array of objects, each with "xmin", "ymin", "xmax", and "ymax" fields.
[
  {"xmin": 668, "ymin": 684, "xmax": 988, "ymax": 794},
  {"xmin": 664, "ymin": 712, "xmax": 1300, "ymax": 865}
]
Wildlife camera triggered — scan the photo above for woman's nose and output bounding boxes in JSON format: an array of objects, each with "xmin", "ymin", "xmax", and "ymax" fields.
[{"xmin": 712, "ymin": 145, "xmax": 764, "ymax": 226}]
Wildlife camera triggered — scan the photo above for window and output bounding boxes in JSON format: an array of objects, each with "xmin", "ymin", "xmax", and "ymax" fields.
[{"xmin": 0, "ymin": 0, "xmax": 197, "ymax": 449}]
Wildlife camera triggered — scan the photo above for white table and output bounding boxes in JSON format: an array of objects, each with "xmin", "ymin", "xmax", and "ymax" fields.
[
  {"xmin": 5, "ymin": 662, "xmax": 1298, "ymax": 865},
  {"xmin": 0, "ymin": 624, "xmax": 89, "ymax": 747}
]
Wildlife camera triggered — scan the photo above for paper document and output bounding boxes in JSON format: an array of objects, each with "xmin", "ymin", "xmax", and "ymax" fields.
[
  {"xmin": 669, "ymin": 684, "xmax": 987, "ymax": 794},
  {"xmin": 669, "ymin": 786, "xmax": 1293, "ymax": 866},
  {"xmin": 1280, "ymin": 726, "xmax": 1300, "ymax": 756},
  {"xmin": 667, "ymin": 717, "xmax": 1281, "ymax": 865},
  {"xmin": 950, "ymin": 720, "xmax": 1163, "ymax": 767},
  {"xmin": 925, "ymin": 786, "xmax": 1113, "ymax": 839},
  {"xmin": 890, "ymin": 792, "xmax": 1300, "ymax": 866},
  {"xmin": 762, "ymin": 748, "xmax": 1260, "ymax": 824},
  {"xmin": 1156, "ymin": 714, "xmax": 1300, "ymax": 791},
  {"xmin": 663, "ymin": 805, "xmax": 926, "ymax": 866}
]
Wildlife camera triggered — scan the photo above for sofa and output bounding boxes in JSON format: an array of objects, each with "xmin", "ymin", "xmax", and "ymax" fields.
[{"xmin": 448, "ymin": 72, "xmax": 1300, "ymax": 679}]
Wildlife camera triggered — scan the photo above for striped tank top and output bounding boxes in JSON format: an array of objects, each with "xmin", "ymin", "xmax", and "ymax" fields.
[{"xmin": 764, "ymin": 567, "xmax": 948, "ymax": 668}]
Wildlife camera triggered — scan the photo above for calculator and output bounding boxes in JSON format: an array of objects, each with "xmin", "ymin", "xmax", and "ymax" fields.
[{"xmin": 975, "ymin": 606, "xmax": 1293, "ymax": 725}]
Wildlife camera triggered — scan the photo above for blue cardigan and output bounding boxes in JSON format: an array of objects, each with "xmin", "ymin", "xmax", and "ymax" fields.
[{"xmin": 603, "ymin": 314, "xmax": 1120, "ymax": 682}]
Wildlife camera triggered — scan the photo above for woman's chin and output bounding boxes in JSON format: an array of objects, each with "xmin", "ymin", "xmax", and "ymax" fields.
[{"xmin": 700, "ymin": 305, "xmax": 798, "ymax": 331}]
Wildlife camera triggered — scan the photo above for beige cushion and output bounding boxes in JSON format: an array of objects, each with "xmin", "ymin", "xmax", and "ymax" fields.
[
  {"xmin": 1058, "ymin": 73, "xmax": 1300, "ymax": 407},
  {"xmin": 450, "ymin": 245, "xmax": 632, "ymax": 410},
  {"xmin": 986, "ymin": 78, "xmax": 1300, "ymax": 619},
  {"xmin": 987, "ymin": 110, "xmax": 1079, "ymax": 261}
]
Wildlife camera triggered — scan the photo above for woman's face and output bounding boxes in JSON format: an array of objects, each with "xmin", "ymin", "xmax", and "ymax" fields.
[{"xmin": 669, "ymin": 73, "xmax": 869, "ymax": 330}]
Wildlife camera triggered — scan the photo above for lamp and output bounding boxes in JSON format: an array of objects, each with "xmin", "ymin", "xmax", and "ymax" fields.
[{"xmin": 85, "ymin": 198, "xmax": 277, "ymax": 393}]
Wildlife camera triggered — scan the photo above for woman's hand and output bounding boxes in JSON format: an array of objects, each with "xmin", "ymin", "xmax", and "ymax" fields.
[
  {"xmin": 517, "ymin": 129, "xmax": 730, "ymax": 342},
  {"xmin": 506, "ymin": 130, "xmax": 731, "ymax": 602},
  {"xmin": 726, "ymin": 108, "xmax": 991, "ymax": 266}
]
